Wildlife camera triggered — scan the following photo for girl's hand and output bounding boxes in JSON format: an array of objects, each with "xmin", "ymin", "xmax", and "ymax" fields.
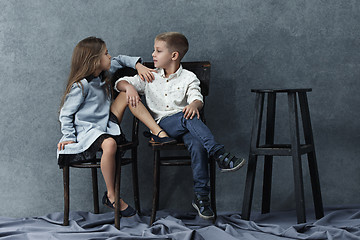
[
  {"xmin": 126, "ymin": 85, "xmax": 141, "ymax": 108},
  {"xmin": 135, "ymin": 63, "xmax": 157, "ymax": 83},
  {"xmin": 58, "ymin": 141, "xmax": 76, "ymax": 151}
]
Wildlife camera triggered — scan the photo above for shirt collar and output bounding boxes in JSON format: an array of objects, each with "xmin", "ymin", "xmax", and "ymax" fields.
[
  {"xmin": 85, "ymin": 73, "xmax": 106, "ymax": 86},
  {"xmin": 159, "ymin": 64, "xmax": 183, "ymax": 79}
]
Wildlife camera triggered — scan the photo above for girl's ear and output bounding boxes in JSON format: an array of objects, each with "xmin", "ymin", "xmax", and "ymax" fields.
[{"xmin": 171, "ymin": 51, "xmax": 179, "ymax": 61}]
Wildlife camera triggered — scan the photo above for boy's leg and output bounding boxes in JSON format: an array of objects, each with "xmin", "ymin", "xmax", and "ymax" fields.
[
  {"xmin": 159, "ymin": 112, "xmax": 223, "ymax": 156},
  {"xmin": 182, "ymin": 132, "xmax": 210, "ymax": 195},
  {"xmin": 111, "ymin": 92, "xmax": 168, "ymax": 138},
  {"xmin": 183, "ymin": 132, "xmax": 214, "ymax": 220},
  {"xmin": 169, "ymin": 112, "xmax": 245, "ymax": 172},
  {"xmin": 180, "ymin": 114, "xmax": 224, "ymax": 156},
  {"xmin": 159, "ymin": 114, "xmax": 214, "ymax": 219},
  {"xmin": 157, "ymin": 112, "xmax": 189, "ymax": 138}
]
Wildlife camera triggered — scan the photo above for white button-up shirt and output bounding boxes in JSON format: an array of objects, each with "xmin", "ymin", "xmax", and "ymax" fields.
[{"xmin": 115, "ymin": 65, "xmax": 203, "ymax": 122}]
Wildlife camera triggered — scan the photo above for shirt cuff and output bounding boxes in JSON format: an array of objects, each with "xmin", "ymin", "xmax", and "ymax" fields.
[{"xmin": 188, "ymin": 96, "xmax": 203, "ymax": 105}]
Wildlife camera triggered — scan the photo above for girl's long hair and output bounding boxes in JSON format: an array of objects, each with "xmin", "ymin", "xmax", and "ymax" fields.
[{"xmin": 60, "ymin": 36, "xmax": 111, "ymax": 109}]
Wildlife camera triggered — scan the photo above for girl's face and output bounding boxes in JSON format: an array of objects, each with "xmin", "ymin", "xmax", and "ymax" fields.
[{"xmin": 95, "ymin": 47, "xmax": 111, "ymax": 76}]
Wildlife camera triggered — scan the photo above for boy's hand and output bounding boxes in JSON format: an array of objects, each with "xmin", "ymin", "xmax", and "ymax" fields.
[
  {"xmin": 58, "ymin": 141, "xmax": 76, "ymax": 151},
  {"xmin": 135, "ymin": 63, "xmax": 157, "ymax": 83},
  {"xmin": 125, "ymin": 85, "xmax": 141, "ymax": 108},
  {"xmin": 183, "ymin": 102, "xmax": 201, "ymax": 120}
]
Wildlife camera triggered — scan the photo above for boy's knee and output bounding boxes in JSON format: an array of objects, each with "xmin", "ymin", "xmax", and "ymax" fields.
[{"xmin": 186, "ymin": 138, "xmax": 204, "ymax": 152}]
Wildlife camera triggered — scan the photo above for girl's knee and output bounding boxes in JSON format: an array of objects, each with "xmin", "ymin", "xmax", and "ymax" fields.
[
  {"xmin": 102, "ymin": 138, "xmax": 117, "ymax": 154},
  {"xmin": 111, "ymin": 92, "xmax": 127, "ymax": 109}
]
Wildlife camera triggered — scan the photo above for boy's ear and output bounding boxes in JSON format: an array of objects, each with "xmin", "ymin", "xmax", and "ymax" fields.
[{"xmin": 171, "ymin": 51, "xmax": 180, "ymax": 61}]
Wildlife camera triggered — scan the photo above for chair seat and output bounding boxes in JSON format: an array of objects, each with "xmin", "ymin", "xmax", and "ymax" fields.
[
  {"xmin": 118, "ymin": 141, "xmax": 138, "ymax": 151},
  {"xmin": 69, "ymin": 142, "xmax": 139, "ymax": 168}
]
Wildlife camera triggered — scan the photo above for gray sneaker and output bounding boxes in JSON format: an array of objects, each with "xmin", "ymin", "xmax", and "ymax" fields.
[{"xmin": 192, "ymin": 194, "xmax": 215, "ymax": 220}]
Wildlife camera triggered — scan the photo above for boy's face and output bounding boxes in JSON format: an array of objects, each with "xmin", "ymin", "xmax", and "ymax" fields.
[{"xmin": 152, "ymin": 40, "xmax": 174, "ymax": 69}]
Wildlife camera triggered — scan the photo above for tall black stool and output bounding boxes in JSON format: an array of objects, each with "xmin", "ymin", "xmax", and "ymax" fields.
[{"xmin": 241, "ymin": 88, "xmax": 324, "ymax": 223}]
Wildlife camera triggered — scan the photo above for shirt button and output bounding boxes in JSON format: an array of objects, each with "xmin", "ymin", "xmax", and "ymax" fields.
[
  {"xmin": 165, "ymin": 93, "xmax": 167, "ymax": 96},
  {"xmin": 166, "ymin": 80, "xmax": 169, "ymax": 82},
  {"xmin": 166, "ymin": 105, "xmax": 169, "ymax": 108}
]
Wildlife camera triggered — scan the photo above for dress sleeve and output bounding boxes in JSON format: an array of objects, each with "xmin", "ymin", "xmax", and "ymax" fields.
[
  {"xmin": 59, "ymin": 80, "xmax": 89, "ymax": 142},
  {"xmin": 109, "ymin": 54, "xmax": 142, "ymax": 74}
]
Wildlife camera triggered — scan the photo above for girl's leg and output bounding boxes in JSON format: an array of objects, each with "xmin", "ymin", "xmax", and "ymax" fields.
[
  {"xmin": 100, "ymin": 137, "xmax": 128, "ymax": 210},
  {"xmin": 111, "ymin": 92, "xmax": 168, "ymax": 137}
]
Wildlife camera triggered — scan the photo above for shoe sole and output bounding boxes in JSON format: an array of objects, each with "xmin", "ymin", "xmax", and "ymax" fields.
[
  {"xmin": 192, "ymin": 202, "xmax": 215, "ymax": 220},
  {"xmin": 220, "ymin": 158, "xmax": 246, "ymax": 173}
]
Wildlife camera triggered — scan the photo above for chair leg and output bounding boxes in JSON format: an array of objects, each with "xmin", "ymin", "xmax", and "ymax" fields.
[
  {"xmin": 131, "ymin": 148, "xmax": 141, "ymax": 214},
  {"xmin": 209, "ymin": 157, "xmax": 217, "ymax": 219},
  {"xmin": 91, "ymin": 166, "xmax": 99, "ymax": 214},
  {"xmin": 115, "ymin": 155, "xmax": 122, "ymax": 230},
  {"xmin": 63, "ymin": 166, "xmax": 69, "ymax": 226},
  {"xmin": 150, "ymin": 150, "xmax": 160, "ymax": 225},
  {"xmin": 298, "ymin": 93, "xmax": 324, "ymax": 219},
  {"xmin": 288, "ymin": 92, "xmax": 306, "ymax": 223}
]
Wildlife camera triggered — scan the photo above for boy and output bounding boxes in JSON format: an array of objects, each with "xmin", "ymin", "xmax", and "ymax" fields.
[{"xmin": 114, "ymin": 32, "xmax": 245, "ymax": 219}]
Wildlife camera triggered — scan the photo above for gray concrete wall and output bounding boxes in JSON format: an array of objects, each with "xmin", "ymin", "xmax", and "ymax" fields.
[{"xmin": 1, "ymin": 0, "xmax": 359, "ymax": 218}]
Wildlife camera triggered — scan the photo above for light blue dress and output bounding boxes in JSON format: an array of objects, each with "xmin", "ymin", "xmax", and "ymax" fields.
[{"xmin": 57, "ymin": 55, "xmax": 140, "ymax": 158}]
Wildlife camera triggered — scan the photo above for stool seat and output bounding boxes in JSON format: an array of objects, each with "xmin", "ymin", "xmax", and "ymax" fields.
[
  {"xmin": 242, "ymin": 88, "xmax": 324, "ymax": 224},
  {"xmin": 251, "ymin": 88, "xmax": 312, "ymax": 93}
]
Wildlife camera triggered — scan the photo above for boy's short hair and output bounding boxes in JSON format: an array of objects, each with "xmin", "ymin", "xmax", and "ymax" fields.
[{"xmin": 155, "ymin": 32, "xmax": 189, "ymax": 60}]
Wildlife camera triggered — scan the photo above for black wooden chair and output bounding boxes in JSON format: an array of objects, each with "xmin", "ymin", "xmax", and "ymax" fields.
[
  {"xmin": 142, "ymin": 62, "xmax": 217, "ymax": 225},
  {"xmin": 62, "ymin": 68, "xmax": 141, "ymax": 230}
]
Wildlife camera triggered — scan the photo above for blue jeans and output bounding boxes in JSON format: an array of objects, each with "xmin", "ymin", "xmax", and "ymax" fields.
[{"xmin": 159, "ymin": 112, "xmax": 224, "ymax": 195}]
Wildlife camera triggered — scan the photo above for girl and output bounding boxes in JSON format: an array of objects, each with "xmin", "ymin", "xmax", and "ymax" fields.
[{"xmin": 57, "ymin": 36, "xmax": 175, "ymax": 216}]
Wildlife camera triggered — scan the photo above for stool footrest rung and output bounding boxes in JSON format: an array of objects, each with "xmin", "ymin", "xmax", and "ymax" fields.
[{"xmin": 251, "ymin": 144, "xmax": 314, "ymax": 156}]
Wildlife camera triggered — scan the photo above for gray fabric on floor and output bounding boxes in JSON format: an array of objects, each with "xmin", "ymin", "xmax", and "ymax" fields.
[{"xmin": 1, "ymin": 207, "xmax": 360, "ymax": 240}]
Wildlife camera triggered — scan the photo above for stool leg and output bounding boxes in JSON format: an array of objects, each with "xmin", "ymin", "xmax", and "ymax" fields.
[
  {"xmin": 242, "ymin": 153, "xmax": 258, "ymax": 220},
  {"xmin": 298, "ymin": 93, "xmax": 324, "ymax": 219},
  {"xmin": 242, "ymin": 92, "xmax": 264, "ymax": 220},
  {"xmin": 150, "ymin": 150, "xmax": 160, "ymax": 225},
  {"xmin": 288, "ymin": 92, "xmax": 306, "ymax": 223},
  {"xmin": 131, "ymin": 147, "xmax": 141, "ymax": 214},
  {"xmin": 262, "ymin": 93, "xmax": 276, "ymax": 214},
  {"xmin": 210, "ymin": 156, "xmax": 217, "ymax": 220},
  {"xmin": 91, "ymin": 165, "xmax": 99, "ymax": 214},
  {"xmin": 115, "ymin": 155, "xmax": 122, "ymax": 230},
  {"xmin": 63, "ymin": 166, "xmax": 69, "ymax": 226}
]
